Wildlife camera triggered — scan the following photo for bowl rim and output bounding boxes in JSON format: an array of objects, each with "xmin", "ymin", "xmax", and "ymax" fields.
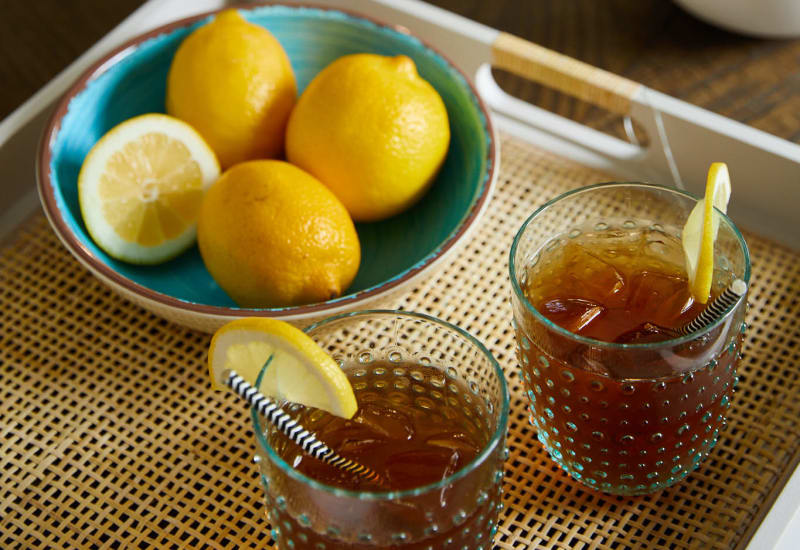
[{"xmin": 36, "ymin": 1, "xmax": 497, "ymax": 319}]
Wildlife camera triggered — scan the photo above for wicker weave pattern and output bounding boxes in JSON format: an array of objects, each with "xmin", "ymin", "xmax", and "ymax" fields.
[{"xmin": 2, "ymin": 134, "xmax": 798, "ymax": 549}]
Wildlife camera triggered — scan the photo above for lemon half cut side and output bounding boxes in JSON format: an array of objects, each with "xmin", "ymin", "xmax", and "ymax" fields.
[
  {"xmin": 78, "ymin": 113, "xmax": 220, "ymax": 264},
  {"xmin": 682, "ymin": 162, "xmax": 732, "ymax": 304},
  {"xmin": 208, "ymin": 318, "xmax": 357, "ymax": 419}
]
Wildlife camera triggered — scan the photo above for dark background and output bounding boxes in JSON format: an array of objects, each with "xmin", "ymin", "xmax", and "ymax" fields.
[{"xmin": 2, "ymin": 0, "xmax": 799, "ymax": 143}]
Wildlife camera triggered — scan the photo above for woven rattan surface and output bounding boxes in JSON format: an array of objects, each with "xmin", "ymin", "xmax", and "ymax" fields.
[{"xmin": 2, "ymin": 134, "xmax": 799, "ymax": 549}]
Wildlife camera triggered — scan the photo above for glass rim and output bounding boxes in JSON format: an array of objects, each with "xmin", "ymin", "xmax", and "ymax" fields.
[
  {"xmin": 509, "ymin": 181, "xmax": 752, "ymax": 351},
  {"xmin": 251, "ymin": 309, "xmax": 510, "ymax": 501}
]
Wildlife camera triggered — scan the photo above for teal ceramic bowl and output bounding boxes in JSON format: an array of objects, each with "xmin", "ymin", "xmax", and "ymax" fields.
[{"xmin": 38, "ymin": 3, "xmax": 497, "ymax": 332}]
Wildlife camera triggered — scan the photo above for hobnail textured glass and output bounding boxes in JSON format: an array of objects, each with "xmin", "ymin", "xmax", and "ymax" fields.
[
  {"xmin": 252, "ymin": 310, "xmax": 509, "ymax": 548},
  {"xmin": 509, "ymin": 183, "xmax": 750, "ymax": 496}
]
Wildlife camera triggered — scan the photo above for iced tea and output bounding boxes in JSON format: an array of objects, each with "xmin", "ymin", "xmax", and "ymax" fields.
[
  {"xmin": 510, "ymin": 183, "xmax": 749, "ymax": 495},
  {"xmin": 252, "ymin": 311, "xmax": 509, "ymax": 548},
  {"xmin": 266, "ymin": 362, "xmax": 498, "ymax": 548}
]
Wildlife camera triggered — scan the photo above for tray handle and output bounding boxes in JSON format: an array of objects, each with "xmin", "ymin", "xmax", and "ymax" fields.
[{"xmin": 492, "ymin": 32, "xmax": 642, "ymax": 115}]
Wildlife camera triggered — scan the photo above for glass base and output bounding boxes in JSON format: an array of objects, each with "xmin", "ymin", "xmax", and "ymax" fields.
[{"xmin": 529, "ymin": 412, "xmax": 721, "ymax": 496}]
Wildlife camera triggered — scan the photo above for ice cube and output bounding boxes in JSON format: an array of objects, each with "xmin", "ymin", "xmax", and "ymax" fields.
[
  {"xmin": 567, "ymin": 345, "xmax": 612, "ymax": 376},
  {"xmin": 385, "ymin": 448, "xmax": 460, "ymax": 489},
  {"xmin": 541, "ymin": 298, "xmax": 606, "ymax": 333},
  {"xmin": 563, "ymin": 243, "xmax": 627, "ymax": 305},
  {"xmin": 336, "ymin": 437, "xmax": 388, "ymax": 454},
  {"xmin": 425, "ymin": 431, "xmax": 482, "ymax": 456},
  {"xmin": 626, "ymin": 270, "xmax": 687, "ymax": 313},
  {"xmin": 640, "ymin": 227, "xmax": 686, "ymax": 266},
  {"xmin": 655, "ymin": 291, "xmax": 695, "ymax": 326},
  {"xmin": 441, "ymin": 449, "xmax": 461, "ymax": 481},
  {"xmin": 614, "ymin": 322, "xmax": 679, "ymax": 344},
  {"xmin": 353, "ymin": 402, "xmax": 415, "ymax": 441},
  {"xmin": 439, "ymin": 450, "xmax": 462, "ymax": 508}
]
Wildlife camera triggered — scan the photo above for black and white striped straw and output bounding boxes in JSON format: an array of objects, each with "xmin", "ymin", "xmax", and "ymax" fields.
[
  {"xmin": 679, "ymin": 278, "xmax": 748, "ymax": 336},
  {"xmin": 224, "ymin": 369, "xmax": 385, "ymax": 487}
]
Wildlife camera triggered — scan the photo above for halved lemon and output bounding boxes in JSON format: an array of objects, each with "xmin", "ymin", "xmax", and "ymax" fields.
[
  {"xmin": 682, "ymin": 162, "xmax": 732, "ymax": 303},
  {"xmin": 78, "ymin": 113, "xmax": 220, "ymax": 264},
  {"xmin": 208, "ymin": 318, "xmax": 357, "ymax": 419}
]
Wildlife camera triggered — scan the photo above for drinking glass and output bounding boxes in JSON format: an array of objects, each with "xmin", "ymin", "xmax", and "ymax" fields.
[
  {"xmin": 251, "ymin": 310, "xmax": 509, "ymax": 548},
  {"xmin": 509, "ymin": 183, "xmax": 750, "ymax": 495}
]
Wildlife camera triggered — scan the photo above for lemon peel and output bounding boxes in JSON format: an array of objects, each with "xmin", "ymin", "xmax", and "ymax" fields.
[
  {"xmin": 166, "ymin": 9, "xmax": 297, "ymax": 169},
  {"xmin": 196, "ymin": 160, "xmax": 360, "ymax": 308},
  {"xmin": 285, "ymin": 53, "xmax": 449, "ymax": 222},
  {"xmin": 682, "ymin": 162, "xmax": 731, "ymax": 303},
  {"xmin": 208, "ymin": 318, "xmax": 357, "ymax": 419}
]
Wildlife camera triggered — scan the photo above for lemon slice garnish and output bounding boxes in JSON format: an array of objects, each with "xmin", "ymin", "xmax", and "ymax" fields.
[
  {"xmin": 78, "ymin": 113, "xmax": 220, "ymax": 264},
  {"xmin": 682, "ymin": 162, "xmax": 732, "ymax": 304},
  {"xmin": 208, "ymin": 318, "xmax": 357, "ymax": 419}
]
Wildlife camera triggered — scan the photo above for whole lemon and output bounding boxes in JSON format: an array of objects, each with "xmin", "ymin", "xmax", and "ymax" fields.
[
  {"xmin": 286, "ymin": 54, "xmax": 450, "ymax": 222},
  {"xmin": 166, "ymin": 9, "xmax": 296, "ymax": 169},
  {"xmin": 197, "ymin": 160, "xmax": 361, "ymax": 308}
]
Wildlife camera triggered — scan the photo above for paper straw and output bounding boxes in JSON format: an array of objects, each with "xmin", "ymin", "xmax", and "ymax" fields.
[
  {"xmin": 224, "ymin": 370, "xmax": 385, "ymax": 487},
  {"xmin": 679, "ymin": 279, "xmax": 748, "ymax": 336}
]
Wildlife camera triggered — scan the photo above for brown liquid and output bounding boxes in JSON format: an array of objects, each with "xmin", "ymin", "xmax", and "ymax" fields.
[
  {"xmin": 523, "ymin": 226, "xmax": 728, "ymax": 343},
  {"xmin": 265, "ymin": 362, "xmax": 501, "ymax": 548},
  {"xmin": 516, "ymin": 226, "xmax": 740, "ymax": 494}
]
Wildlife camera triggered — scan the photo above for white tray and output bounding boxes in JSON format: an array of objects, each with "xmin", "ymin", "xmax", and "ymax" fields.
[{"xmin": 1, "ymin": 1, "xmax": 797, "ymax": 547}]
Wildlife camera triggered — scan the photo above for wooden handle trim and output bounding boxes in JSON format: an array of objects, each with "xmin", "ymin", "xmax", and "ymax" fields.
[{"xmin": 492, "ymin": 32, "xmax": 642, "ymax": 115}]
